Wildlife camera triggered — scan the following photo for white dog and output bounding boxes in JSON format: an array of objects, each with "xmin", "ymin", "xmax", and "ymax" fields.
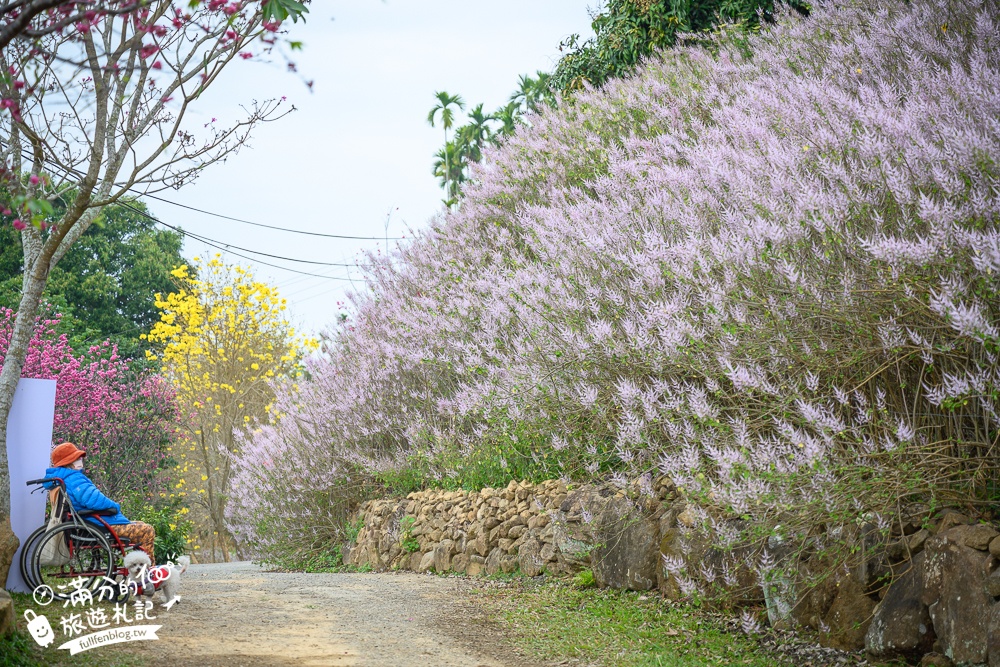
[{"xmin": 123, "ymin": 550, "xmax": 190, "ymax": 607}]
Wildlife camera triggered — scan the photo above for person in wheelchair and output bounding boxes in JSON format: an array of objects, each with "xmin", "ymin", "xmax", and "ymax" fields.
[{"xmin": 43, "ymin": 442, "xmax": 158, "ymax": 564}]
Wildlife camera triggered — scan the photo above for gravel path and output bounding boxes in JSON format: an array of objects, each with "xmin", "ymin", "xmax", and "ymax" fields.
[{"xmin": 123, "ymin": 562, "xmax": 541, "ymax": 667}]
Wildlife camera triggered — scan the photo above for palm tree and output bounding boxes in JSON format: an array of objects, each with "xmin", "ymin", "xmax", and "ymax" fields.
[
  {"xmin": 509, "ymin": 74, "xmax": 536, "ymax": 111},
  {"xmin": 460, "ymin": 103, "xmax": 494, "ymax": 164},
  {"xmin": 427, "ymin": 91, "xmax": 466, "ymax": 198},
  {"xmin": 432, "ymin": 140, "xmax": 467, "ymax": 205},
  {"xmin": 509, "ymin": 71, "xmax": 555, "ymax": 114},
  {"xmin": 491, "ymin": 101, "xmax": 521, "ymax": 142},
  {"xmin": 531, "ymin": 71, "xmax": 556, "ymax": 110}
]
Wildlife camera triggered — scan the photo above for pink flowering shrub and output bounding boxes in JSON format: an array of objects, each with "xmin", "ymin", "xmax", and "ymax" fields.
[
  {"xmin": 0, "ymin": 307, "xmax": 177, "ymax": 501},
  {"xmin": 229, "ymin": 0, "xmax": 999, "ymax": 585}
]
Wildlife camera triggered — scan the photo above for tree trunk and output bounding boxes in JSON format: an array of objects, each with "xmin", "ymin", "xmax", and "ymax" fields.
[{"xmin": 0, "ymin": 262, "xmax": 50, "ymax": 584}]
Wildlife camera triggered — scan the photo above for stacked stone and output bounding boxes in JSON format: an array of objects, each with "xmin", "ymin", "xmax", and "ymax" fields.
[
  {"xmin": 342, "ymin": 481, "xmax": 1000, "ymax": 665},
  {"xmin": 343, "ymin": 477, "xmax": 676, "ymax": 580}
]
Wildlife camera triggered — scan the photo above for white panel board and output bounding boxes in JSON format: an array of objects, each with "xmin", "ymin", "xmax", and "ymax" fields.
[{"xmin": 5, "ymin": 378, "xmax": 57, "ymax": 593}]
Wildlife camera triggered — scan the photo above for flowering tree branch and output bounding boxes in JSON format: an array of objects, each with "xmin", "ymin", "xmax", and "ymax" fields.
[{"xmin": 0, "ymin": 0, "xmax": 143, "ymax": 52}]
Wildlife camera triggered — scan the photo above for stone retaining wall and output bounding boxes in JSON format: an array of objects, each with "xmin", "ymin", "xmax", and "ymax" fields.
[
  {"xmin": 343, "ymin": 478, "xmax": 674, "ymax": 582},
  {"xmin": 343, "ymin": 480, "xmax": 1000, "ymax": 665}
]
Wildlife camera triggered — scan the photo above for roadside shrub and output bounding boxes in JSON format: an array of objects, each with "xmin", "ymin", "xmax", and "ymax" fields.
[
  {"xmin": 229, "ymin": 0, "xmax": 999, "ymax": 596},
  {"xmin": 573, "ymin": 569, "xmax": 597, "ymax": 589}
]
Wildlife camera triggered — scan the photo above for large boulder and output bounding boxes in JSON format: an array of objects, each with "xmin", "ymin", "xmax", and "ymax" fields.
[
  {"xmin": 451, "ymin": 553, "xmax": 470, "ymax": 574},
  {"xmin": 485, "ymin": 546, "xmax": 504, "ymax": 575},
  {"xmin": 0, "ymin": 518, "xmax": 17, "ymax": 592},
  {"xmin": 0, "ymin": 589, "xmax": 13, "ymax": 639},
  {"xmin": 866, "ymin": 552, "xmax": 936, "ymax": 662},
  {"xmin": 821, "ymin": 571, "xmax": 877, "ymax": 651},
  {"xmin": 346, "ymin": 539, "xmax": 383, "ymax": 570},
  {"xmin": 922, "ymin": 525, "xmax": 997, "ymax": 665},
  {"xmin": 988, "ymin": 603, "xmax": 999, "ymax": 667},
  {"xmin": 416, "ymin": 550, "xmax": 435, "ymax": 573},
  {"xmin": 466, "ymin": 555, "xmax": 485, "ymax": 576},
  {"xmin": 657, "ymin": 504, "xmax": 760, "ymax": 604},
  {"xmin": 590, "ymin": 495, "xmax": 659, "ymax": 591},
  {"xmin": 961, "ymin": 524, "xmax": 999, "ymax": 551},
  {"xmin": 987, "ymin": 569, "xmax": 1000, "ymax": 599},
  {"xmin": 793, "ymin": 558, "xmax": 841, "ymax": 630},
  {"xmin": 550, "ymin": 488, "xmax": 606, "ymax": 566},
  {"xmin": 518, "ymin": 538, "xmax": 545, "ymax": 577},
  {"xmin": 433, "ymin": 540, "xmax": 455, "ymax": 573}
]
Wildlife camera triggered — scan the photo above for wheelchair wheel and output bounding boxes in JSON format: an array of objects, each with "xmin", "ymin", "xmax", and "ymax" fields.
[
  {"xmin": 18, "ymin": 525, "xmax": 49, "ymax": 592},
  {"xmin": 32, "ymin": 523, "xmax": 114, "ymax": 601}
]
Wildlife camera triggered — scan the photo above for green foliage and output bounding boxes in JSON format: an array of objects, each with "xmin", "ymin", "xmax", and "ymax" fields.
[
  {"xmin": 399, "ymin": 516, "xmax": 420, "ymax": 553},
  {"xmin": 550, "ymin": 0, "xmax": 809, "ymax": 92},
  {"xmin": 296, "ymin": 548, "xmax": 344, "ymax": 573},
  {"xmin": 572, "ymin": 569, "xmax": 597, "ymax": 589},
  {"xmin": 122, "ymin": 497, "xmax": 193, "ymax": 564},
  {"xmin": 262, "ymin": 0, "xmax": 310, "ymax": 23},
  {"xmin": 0, "ymin": 198, "xmax": 186, "ymax": 358},
  {"xmin": 429, "ymin": 0, "xmax": 812, "ymax": 200},
  {"xmin": 372, "ymin": 409, "xmax": 627, "ymax": 497},
  {"xmin": 486, "ymin": 580, "xmax": 786, "ymax": 667},
  {"xmin": 345, "ymin": 515, "xmax": 365, "ymax": 544},
  {"xmin": 0, "ymin": 630, "xmax": 41, "ymax": 667},
  {"xmin": 255, "ymin": 545, "xmax": 379, "ymax": 573},
  {"xmin": 428, "ymin": 73, "xmax": 555, "ymax": 204},
  {"xmin": 374, "ymin": 421, "xmax": 585, "ymax": 495}
]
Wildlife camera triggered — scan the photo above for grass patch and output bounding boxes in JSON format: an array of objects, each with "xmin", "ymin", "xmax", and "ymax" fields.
[
  {"xmin": 258, "ymin": 546, "xmax": 375, "ymax": 573},
  {"xmin": 3, "ymin": 592, "xmax": 149, "ymax": 667},
  {"xmin": 480, "ymin": 579, "xmax": 789, "ymax": 667}
]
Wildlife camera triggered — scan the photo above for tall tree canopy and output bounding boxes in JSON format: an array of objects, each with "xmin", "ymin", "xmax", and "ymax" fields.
[
  {"xmin": 550, "ymin": 0, "xmax": 809, "ymax": 92},
  {"xmin": 0, "ymin": 199, "xmax": 185, "ymax": 357}
]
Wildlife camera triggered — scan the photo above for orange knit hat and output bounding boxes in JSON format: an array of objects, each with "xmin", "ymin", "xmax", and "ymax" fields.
[{"xmin": 51, "ymin": 442, "xmax": 86, "ymax": 468}]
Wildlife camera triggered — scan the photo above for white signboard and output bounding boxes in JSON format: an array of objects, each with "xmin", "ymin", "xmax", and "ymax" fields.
[{"xmin": 5, "ymin": 378, "xmax": 57, "ymax": 593}]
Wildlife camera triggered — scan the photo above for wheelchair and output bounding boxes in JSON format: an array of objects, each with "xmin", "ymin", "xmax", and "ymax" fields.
[{"xmin": 20, "ymin": 477, "xmax": 143, "ymax": 602}]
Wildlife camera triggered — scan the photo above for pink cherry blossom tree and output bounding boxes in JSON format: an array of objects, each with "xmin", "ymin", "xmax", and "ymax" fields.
[
  {"xmin": 0, "ymin": 0, "xmax": 144, "ymax": 52},
  {"xmin": 0, "ymin": 307, "xmax": 177, "ymax": 500},
  {"xmin": 0, "ymin": 0, "xmax": 305, "ymax": 53}
]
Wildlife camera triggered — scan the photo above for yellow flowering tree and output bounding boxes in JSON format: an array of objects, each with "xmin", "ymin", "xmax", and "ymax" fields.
[{"xmin": 145, "ymin": 256, "xmax": 316, "ymax": 561}]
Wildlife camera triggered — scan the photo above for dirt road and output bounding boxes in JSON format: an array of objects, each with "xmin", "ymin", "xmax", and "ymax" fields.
[{"xmin": 125, "ymin": 562, "xmax": 540, "ymax": 667}]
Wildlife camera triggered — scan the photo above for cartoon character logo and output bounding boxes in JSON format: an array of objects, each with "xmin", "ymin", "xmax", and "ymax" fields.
[{"xmin": 23, "ymin": 609, "xmax": 55, "ymax": 647}]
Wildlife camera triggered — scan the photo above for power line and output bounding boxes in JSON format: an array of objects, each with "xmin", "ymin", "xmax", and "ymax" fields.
[
  {"xmin": 119, "ymin": 201, "xmax": 360, "ymax": 267},
  {"xmin": 0, "ymin": 146, "xmax": 367, "ymax": 280},
  {"xmin": 152, "ymin": 215, "xmax": 361, "ymax": 281},
  {"xmin": 144, "ymin": 193, "xmax": 406, "ymax": 241},
  {"xmin": 1, "ymin": 142, "xmax": 401, "ymax": 274},
  {"xmin": 274, "ymin": 262, "xmax": 357, "ymax": 291}
]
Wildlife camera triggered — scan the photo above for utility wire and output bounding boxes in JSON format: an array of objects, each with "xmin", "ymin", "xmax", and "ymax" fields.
[
  {"xmin": 2, "ymin": 141, "xmax": 398, "ymax": 275},
  {"xmin": 117, "ymin": 201, "xmax": 359, "ymax": 267},
  {"xmin": 144, "ymin": 193, "xmax": 406, "ymax": 241},
  {"xmin": 152, "ymin": 215, "xmax": 361, "ymax": 281}
]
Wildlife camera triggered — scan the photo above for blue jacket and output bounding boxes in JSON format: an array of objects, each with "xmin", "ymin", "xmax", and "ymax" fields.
[{"xmin": 42, "ymin": 467, "xmax": 130, "ymax": 526}]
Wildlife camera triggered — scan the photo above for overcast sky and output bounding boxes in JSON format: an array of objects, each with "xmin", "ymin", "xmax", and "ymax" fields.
[{"xmin": 149, "ymin": 1, "xmax": 595, "ymax": 336}]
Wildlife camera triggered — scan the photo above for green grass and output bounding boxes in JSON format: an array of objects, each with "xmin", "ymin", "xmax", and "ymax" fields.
[
  {"xmin": 258, "ymin": 546, "xmax": 376, "ymax": 573},
  {"xmin": 2, "ymin": 592, "xmax": 148, "ymax": 667},
  {"xmin": 480, "ymin": 579, "xmax": 790, "ymax": 667}
]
